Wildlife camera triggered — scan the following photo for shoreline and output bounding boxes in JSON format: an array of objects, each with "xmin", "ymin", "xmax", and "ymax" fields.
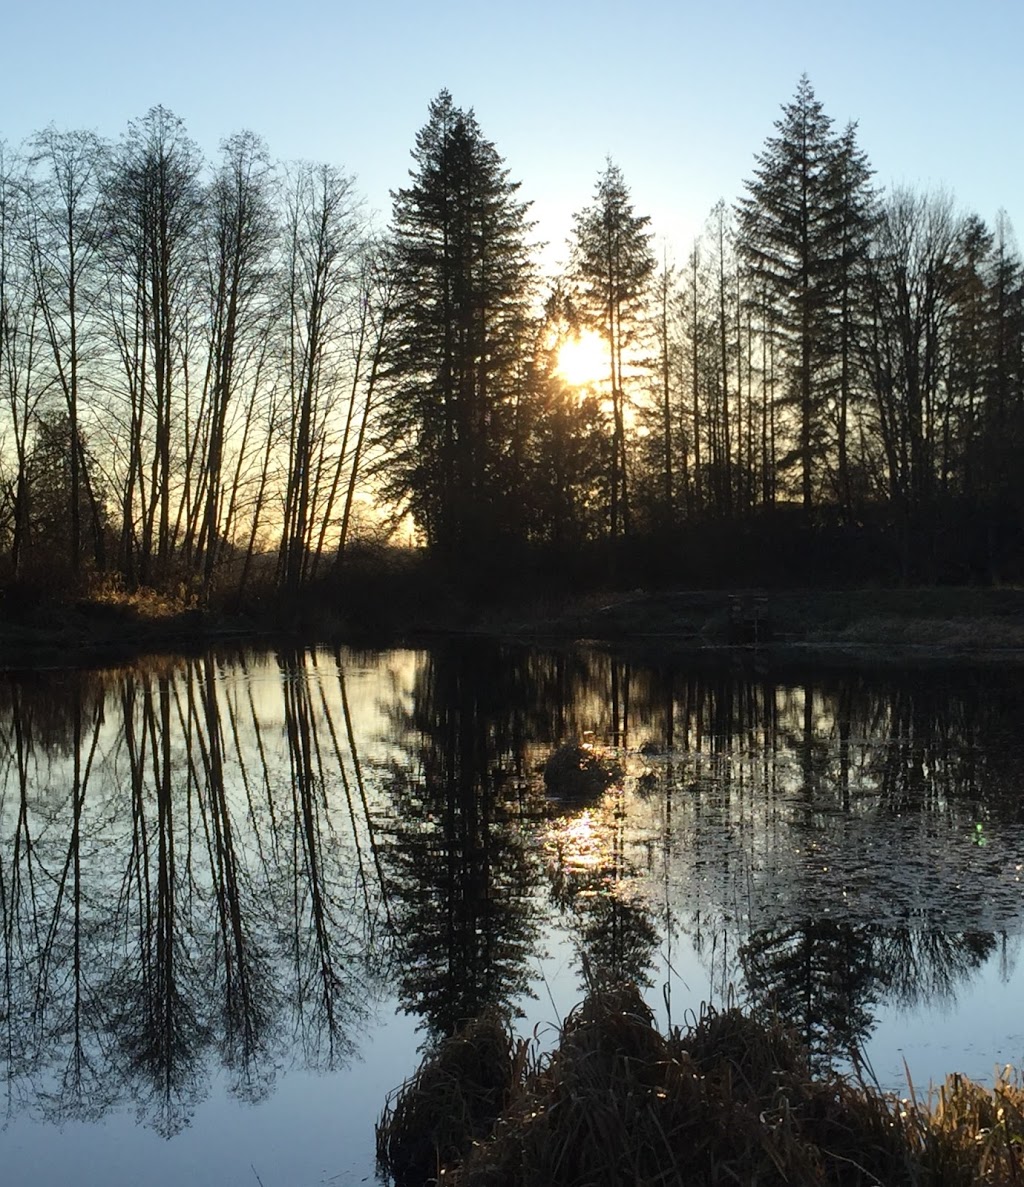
[{"xmin": 3, "ymin": 585, "xmax": 1024, "ymax": 669}]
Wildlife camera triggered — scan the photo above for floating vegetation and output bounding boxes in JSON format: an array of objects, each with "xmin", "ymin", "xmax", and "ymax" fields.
[
  {"xmin": 378, "ymin": 984, "xmax": 1024, "ymax": 1186},
  {"xmin": 543, "ymin": 741, "xmax": 623, "ymax": 802}
]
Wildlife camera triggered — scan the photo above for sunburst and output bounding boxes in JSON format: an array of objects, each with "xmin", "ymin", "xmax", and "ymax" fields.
[{"xmin": 556, "ymin": 330, "xmax": 608, "ymax": 387}]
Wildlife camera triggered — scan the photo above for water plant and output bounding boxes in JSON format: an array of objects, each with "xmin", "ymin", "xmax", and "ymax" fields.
[
  {"xmin": 377, "ymin": 983, "xmax": 1024, "ymax": 1186},
  {"xmin": 543, "ymin": 740, "xmax": 623, "ymax": 802}
]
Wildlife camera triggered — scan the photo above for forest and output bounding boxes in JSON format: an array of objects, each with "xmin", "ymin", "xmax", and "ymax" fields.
[{"xmin": 1, "ymin": 77, "xmax": 1022, "ymax": 614}]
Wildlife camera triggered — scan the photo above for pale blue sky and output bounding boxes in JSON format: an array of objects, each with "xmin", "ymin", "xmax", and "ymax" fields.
[{"xmin": 3, "ymin": 0, "xmax": 1021, "ymax": 266}]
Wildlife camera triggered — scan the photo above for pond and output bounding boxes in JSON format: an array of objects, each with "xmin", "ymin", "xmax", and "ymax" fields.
[{"xmin": 1, "ymin": 642, "xmax": 1023, "ymax": 1185}]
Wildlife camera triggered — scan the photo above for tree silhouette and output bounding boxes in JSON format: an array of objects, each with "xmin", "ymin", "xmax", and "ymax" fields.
[
  {"xmin": 22, "ymin": 411, "xmax": 108, "ymax": 574},
  {"xmin": 379, "ymin": 91, "xmax": 536, "ymax": 558},
  {"xmin": 738, "ymin": 76, "xmax": 872, "ymax": 511},
  {"xmin": 570, "ymin": 161, "xmax": 655, "ymax": 542},
  {"xmin": 101, "ymin": 106, "xmax": 204, "ymax": 586},
  {"xmin": 28, "ymin": 126, "xmax": 108, "ymax": 575}
]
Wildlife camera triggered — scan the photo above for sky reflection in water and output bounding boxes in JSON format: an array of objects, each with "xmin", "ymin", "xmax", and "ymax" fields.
[{"xmin": 1, "ymin": 643, "xmax": 1022, "ymax": 1185}]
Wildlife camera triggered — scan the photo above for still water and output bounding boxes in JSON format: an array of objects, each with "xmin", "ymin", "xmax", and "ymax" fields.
[{"xmin": 1, "ymin": 643, "xmax": 1023, "ymax": 1186}]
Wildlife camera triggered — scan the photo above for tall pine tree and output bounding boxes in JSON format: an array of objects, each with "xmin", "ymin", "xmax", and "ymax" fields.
[
  {"xmin": 570, "ymin": 161, "xmax": 655, "ymax": 541},
  {"xmin": 823, "ymin": 122, "xmax": 876, "ymax": 514},
  {"xmin": 738, "ymin": 77, "xmax": 872, "ymax": 512},
  {"xmin": 380, "ymin": 91, "xmax": 535, "ymax": 557}
]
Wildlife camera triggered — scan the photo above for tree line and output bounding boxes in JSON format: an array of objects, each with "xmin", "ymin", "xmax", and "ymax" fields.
[
  {"xmin": 1, "ymin": 110, "xmax": 387, "ymax": 599},
  {"xmin": 2, "ymin": 78, "xmax": 1022, "ymax": 603}
]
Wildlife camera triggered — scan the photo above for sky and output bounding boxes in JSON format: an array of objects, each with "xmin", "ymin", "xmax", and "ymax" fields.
[{"xmin": 3, "ymin": 0, "xmax": 1022, "ymax": 271}]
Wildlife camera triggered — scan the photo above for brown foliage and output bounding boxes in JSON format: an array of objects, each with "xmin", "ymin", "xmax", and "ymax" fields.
[{"xmin": 378, "ymin": 985, "xmax": 1024, "ymax": 1187}]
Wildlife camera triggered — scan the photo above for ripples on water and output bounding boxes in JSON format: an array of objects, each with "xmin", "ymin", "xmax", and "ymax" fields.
[{"xmin": 1, "ymin": 643, "xmax": 1023, "ymax": 1185}]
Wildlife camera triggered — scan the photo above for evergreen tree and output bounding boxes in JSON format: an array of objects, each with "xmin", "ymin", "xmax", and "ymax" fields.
[
  {"xmin": 379, "ymin": 91, "xmax": 536, "ymax": 557},
  {"xmin": 822, "ymin": 122, "xmax": 876, "ymax": 514},
  {"xmin": 738, "ymin": 77, "xmax": 871, "ymax": 511},
  {"xmin": 23, "ymin": 411, "xmax": 108, "ymax": 573},
  {"xmin": 525, "ymin": 285, "xmax": 612, "ymax": 550},
  {"xmin": 570, "ymin": 161, "xmax": 655, "ymax": 541}
]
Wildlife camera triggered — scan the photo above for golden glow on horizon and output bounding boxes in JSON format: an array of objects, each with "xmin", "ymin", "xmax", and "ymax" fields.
[{"xmin": 556, "ymin": 330, "xmax": 608, "ymax": 388}]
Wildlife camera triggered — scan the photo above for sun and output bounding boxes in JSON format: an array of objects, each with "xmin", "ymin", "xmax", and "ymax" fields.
[{"xmin": 556, "ymin": 330, "xmax": 609, "ymax": 387}]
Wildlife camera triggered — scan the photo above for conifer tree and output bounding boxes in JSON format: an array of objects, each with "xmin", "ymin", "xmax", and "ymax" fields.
[
  {"xmin": 380, "ymin": 91, "xmax": 536, "ymax": 557},
  {"xmin": 823, "ymin": 122, "xmax": 876, "ymax": 513},
  {"xmin": 738, "ymin": 77, "xmax": 868, "ymax": 510},
  {"xmin": 570, "ymin": 161, "xmax": 655, "ymax": 541}
]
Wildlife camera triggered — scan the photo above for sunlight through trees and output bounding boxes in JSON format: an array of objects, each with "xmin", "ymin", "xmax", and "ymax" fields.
[{"xmin": 1, "ymin": 78, "xmax": 1023, "ymax": 599}]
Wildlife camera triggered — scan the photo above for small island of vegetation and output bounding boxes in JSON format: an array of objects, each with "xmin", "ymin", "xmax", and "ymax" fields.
[{"xmin": 378, "ymin": 983, "xmax": 1024, "ymax": 1187}]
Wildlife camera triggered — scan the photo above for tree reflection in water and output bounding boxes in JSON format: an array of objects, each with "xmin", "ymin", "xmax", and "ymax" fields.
[
  {"xmin": 377, "ymin": 642, "xmax": 543, "ymax": 1039},
  {"xmin": 545, "ymin": 791, "xmax": 661, "ymax": 994},
  {"xmin": 0, "ymin": 652, "xmax": 391, "ymax": 1134},
  {"xmin": 0, "ymin": 649, "xmax": 1022, "ymax": 1134}
]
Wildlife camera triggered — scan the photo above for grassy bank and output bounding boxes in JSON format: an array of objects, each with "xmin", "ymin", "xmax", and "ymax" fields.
[
  {"xmin": 475, "ymin": 586, "xmax": 1024, "ymax": 664},
  {"xmin": 0, "ymin": 584, "xmax": 257, "ymax": 668},
  {"xmin": 377, "ymin": 985, "xmax": 1024, "ymax": 1187},
  {"xmin": 3, "ymin": 565, "xmax": 1024, "ymax": 667}
]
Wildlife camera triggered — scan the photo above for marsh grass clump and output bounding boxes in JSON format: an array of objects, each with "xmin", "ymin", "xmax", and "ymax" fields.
[
  {"xmin": 375, "ymin": 1009, "xmax": 522, "ymax": 1187},
  {"xmin": 903, "ymin": 1067, "xmax": 1024, "ymax": 1186},
  {"xmin": 543, "ymin": 742, "xmax": 622, "ymax": 802},
  {"xmin": 452, "ymin": 993, "xmax": 825, "ymax": 1187},
  {"xmin": 687, "ymin": 1000, "xmax": 802, "ymax": 1078},
  {"xmin": 379, "ymin": 986, "xmax": 1024, "ymax": 1187}
]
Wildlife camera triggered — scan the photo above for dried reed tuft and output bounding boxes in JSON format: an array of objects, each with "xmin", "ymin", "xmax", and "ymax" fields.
[
  {"xmin": 378, "ymin": 985, "xmax": 1024, "ymax": 1187},
  {"xmin": 376, "ymin": 1009, "xmax": 523, "ymax": 1187}
]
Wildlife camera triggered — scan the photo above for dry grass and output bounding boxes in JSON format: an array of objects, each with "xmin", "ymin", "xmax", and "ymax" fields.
[
  {"xmin": 87, "ymin": 579, "xmax": 196, "ymax": 620},
  {"xmin": 377, "ymin": 985, "xmax": 1024, "ymax": 1187},
  {"xmin": 896, "ymin": 1065, "xmax": 1024, "ymax": 1186},
  {"xmin": 822, "ymin": 616, "xmax": 1024, "ymax": 650},
  {"xmin": 376, "ymin": 1010, "xmax": 527, "ymax": 1187}
]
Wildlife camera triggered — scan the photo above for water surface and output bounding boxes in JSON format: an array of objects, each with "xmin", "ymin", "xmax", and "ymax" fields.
[{"xmin": 1, "ymin": 643, "xmax": 1023, "ymax": 1185}]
